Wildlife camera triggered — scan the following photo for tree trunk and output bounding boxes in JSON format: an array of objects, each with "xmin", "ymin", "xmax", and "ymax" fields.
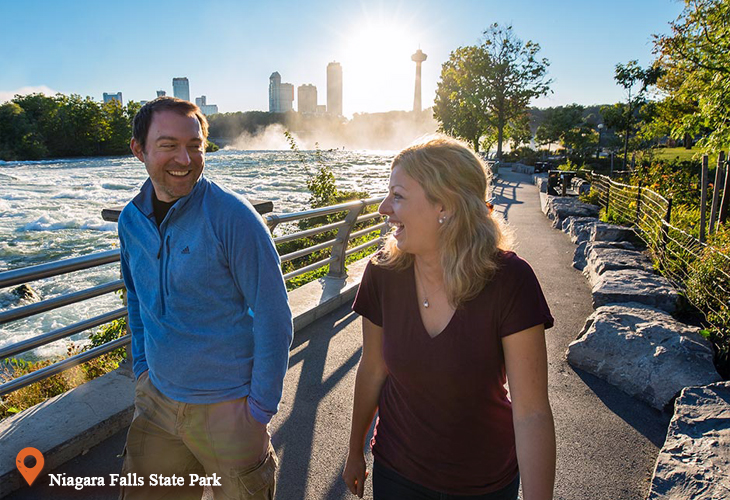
[{"xmin": 496, "ymin": 125, "xmax": 504, "ymax": 161}]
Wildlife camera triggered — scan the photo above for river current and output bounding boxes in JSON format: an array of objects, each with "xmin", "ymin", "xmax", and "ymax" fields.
[{"xmin": 0, "ymin": 149, "xmax": 393, "ymax": 359}]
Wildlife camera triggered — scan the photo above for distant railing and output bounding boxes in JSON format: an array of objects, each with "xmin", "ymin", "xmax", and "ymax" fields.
[
  {"xmin": 0, "ymin": 196, "xmax": 387, "ymax": 397},
  {"xmin": 589, "ymin": 173, "xmax": 730, "ymax": 336}
]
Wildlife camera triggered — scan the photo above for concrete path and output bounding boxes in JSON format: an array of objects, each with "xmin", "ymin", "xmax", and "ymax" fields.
[{"xmin": 6, "ymin": 168, "xmax": 670, "ymax": 500}]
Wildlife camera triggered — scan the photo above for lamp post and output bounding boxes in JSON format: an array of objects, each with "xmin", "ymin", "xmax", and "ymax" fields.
[{"xmin": 596, "ymin": 123, "xmax": 604, "ymax": 160}]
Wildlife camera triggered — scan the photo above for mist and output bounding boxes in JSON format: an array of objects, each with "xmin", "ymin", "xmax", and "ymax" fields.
[{"xmin": 222, "ymin": 109, "xmax": 438, "ymax": 152}]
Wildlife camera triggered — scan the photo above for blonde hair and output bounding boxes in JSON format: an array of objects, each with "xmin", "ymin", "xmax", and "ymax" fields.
[{"xmin": 376, "ymin": 134, "xmax": 512, "ymax": 307}]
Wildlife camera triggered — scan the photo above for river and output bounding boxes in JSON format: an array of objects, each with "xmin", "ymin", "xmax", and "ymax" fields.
[{"xmin": 0, "ymin": 149, "xmax": 394, "ymax": 358}]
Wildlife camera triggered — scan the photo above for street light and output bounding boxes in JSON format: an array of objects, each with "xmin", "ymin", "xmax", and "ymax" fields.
[{"xmin": 596, "ymin": 123, "xmax": 605, "ymax": 160}]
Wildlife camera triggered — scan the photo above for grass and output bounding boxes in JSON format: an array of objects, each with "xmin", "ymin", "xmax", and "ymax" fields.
[{"xmin": 651, "ymin": 147, "xmax": 720, "ymax": 165}]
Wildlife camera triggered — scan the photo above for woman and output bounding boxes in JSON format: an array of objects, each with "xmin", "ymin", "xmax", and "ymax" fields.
[{"xmin": 343, "ymin": 135, "xmax": 556, "ymax": 500}]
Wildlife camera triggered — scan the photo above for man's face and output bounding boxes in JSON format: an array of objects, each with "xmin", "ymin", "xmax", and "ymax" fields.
[{"xmin": 130, "ymin": 110, "xmax": 205, "ymax": 202}]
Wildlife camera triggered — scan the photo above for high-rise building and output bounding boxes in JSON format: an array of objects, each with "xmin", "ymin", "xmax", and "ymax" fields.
[
  {"xmin": 411, "ymin": 49, "xmax": 427, "ymax": 113},
  {"xmin": 195, "ymin": 95, "xmax": 219, "ymax": 116},
  {"xmin": 268, "ymin": 72, "xmax": 294, "ymax": 113},
  {"xmin": 297, "ymin": 84, "xmax": 317, "ymax": 114},
  {"xmin": 156, "ymin": 90, "xmax": 166, "ymax": 97},
  {"xmin": 103, "ymin": 92, "xmax": 123, "ymax": 104},
  {"xmin": 172, "ymin": 77, "xmax": 190, "ymax": 101},
  {"xmin": 327, "ymin": 62, "xmax": 342, "ymax": 116}
]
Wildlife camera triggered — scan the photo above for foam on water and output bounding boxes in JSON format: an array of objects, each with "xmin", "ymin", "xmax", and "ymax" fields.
[{"xmin": 0, "ymin": 150, "xmax": 392, "ymax": 359}]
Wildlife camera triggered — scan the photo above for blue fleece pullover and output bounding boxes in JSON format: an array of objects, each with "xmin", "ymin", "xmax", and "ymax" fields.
[{"xmin": 118, "ymin": 176, "xmax": 293, "ymax": 424}]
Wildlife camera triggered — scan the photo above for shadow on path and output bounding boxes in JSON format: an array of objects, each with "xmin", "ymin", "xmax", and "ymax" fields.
[
  {"xmin": 274, "ymin": 307, "xmax": 361, "ymax": 499},
  {"xmin": 571, "ymin": 367, "xmax": 671, "ymax": 447}
]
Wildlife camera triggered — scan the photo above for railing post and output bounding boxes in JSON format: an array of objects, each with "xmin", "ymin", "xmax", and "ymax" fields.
[
  {"xmin": 700, "ymin": 155, "xmax": 709, "ymax": 244},
  {"xmin": 604, "ymin": 178, "xmax": 611, "ymax": 216},
  {"xmin": 710, "ymin": 151, "xmax": 725, "ymax": 235},
  {"xmin": 635, "ymin": 180, "xmax": 642, "ymax": 227},
  {"xmin": 327, "ymin": 202, "xmax": 366, "ymax": 279},
  {"xmin": 720, "ymin": 155, "xmax": 730, "ymax": 225},
  {"xmin": 661, "ymin": 197, "xmax": 673, "ymax": 267}
]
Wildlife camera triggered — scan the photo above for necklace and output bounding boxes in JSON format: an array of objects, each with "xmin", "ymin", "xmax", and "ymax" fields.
[{"xmin": 414, "ymin": 260, "xmax": 444, "ymax": 308}]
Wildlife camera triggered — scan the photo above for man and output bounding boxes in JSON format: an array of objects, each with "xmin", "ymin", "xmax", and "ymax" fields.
[{"xmin": 118, "ymin": 97, "xmax": 293, "ymax": 499}]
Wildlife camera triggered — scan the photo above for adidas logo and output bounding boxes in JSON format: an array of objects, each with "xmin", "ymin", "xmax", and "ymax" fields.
[{"xmin": 181, "ymin": 246, "xmax": 190, "ymax": 255}]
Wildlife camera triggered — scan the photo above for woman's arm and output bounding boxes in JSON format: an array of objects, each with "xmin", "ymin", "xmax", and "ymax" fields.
[
  {"xmin": 343, "ymin": 317, "xmax": 389, "ymax": 498},
  {"xmin": 502, "ymin": 324, "xmax": 556, "ymax": 500}
]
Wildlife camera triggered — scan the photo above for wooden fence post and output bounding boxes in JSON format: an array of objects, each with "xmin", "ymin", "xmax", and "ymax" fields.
[
  {"xmin": 661, "ymin": 197, "xmax": 673, "ymax": 267},
  {"xmin": 636, "ymin": 180, "xmax": 642, "ymax": 227},
  {"xmin": 700, "ymin": 155, "xmax": 709, "ymax": 244},
  {"xmin": 710, "ymin": 151, "xmax": 726, "ymax": 234},
  {"xmin": 720, "ymin": 153, "xmax": 730, "ymax": 225}
]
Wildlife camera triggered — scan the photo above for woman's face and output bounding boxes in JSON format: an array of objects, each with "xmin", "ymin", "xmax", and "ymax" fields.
[{"xmin": 378, "ymin": 163, "xmax": 444, "ymax": 257}]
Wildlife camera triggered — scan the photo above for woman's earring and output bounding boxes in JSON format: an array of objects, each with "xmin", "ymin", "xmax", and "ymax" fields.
[{"xmin": 438, "ymin": 216, "xmax": 446, "ymax": 224}]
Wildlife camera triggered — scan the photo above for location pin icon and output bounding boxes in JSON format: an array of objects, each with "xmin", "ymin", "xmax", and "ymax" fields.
[{"xmin": 16, "ymin": 447, "xmax": 44, "ymax": 486}]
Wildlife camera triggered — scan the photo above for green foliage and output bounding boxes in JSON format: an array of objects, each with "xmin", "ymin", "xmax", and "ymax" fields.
[
  {"xmin": 434, "ymin": 24, "xmax": 551, "ymax": 157},
  {"xmin": 653, "ymin": 0, "xmax": 730, "ymax": 151},
  {"xmin": 0, "ymin": 294, "xmax": 127, "ymax": 420},
  {"xmin": 206, "ymin": 140, "xmax": 219, "ymax": 152},
  {"xmin": 503, "ymin": 146, "xmax": 540, "ymax": 164},
  {"xmin": 277, "ymin": 132, "xmax": 376, "ymax": 290},
  {"xmin": 0, "ymin": 340, "xmax": 126, "ymax": 421},
  {"xmin": 0, "ymin": 93, "xmax": 141, "ymax": 160},
  {"xmin": 579, "ymin": 187, "xmax": 602, "ymax": 206},
  {"xmin": 535, "ymin": 104, "xmax": 598, "ymax": 161}
]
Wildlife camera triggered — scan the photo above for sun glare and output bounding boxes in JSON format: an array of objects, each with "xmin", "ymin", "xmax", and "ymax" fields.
[{"xmin": 340, "ymin": 18, "xmax": 421, "ymax": 114}]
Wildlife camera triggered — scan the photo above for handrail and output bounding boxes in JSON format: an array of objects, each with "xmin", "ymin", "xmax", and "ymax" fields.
[
  {"xmin": 0, "ymin": 195, "xmax": 386, "ymax": 397},
  {"xmin": 0, "ymin": 249, "xmax": 121, "ymax": 289}
]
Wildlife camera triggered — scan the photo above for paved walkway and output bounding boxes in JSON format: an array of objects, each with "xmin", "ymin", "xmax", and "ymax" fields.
[{"xmin": 6, "ymin": 168, "xmax": 670, "ymax": 500}]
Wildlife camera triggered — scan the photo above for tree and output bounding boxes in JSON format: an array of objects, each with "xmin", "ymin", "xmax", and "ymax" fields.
[
  {"xmin": 653, "ymin": 0, "xmax": 730, "ymax": 150},
  {"xmin": 433, "ymin": 46, "xmax": 490, "ymax": 150},
  {"xmin": 613, "ymin": 60, "xmax": 660, "ymax": 168},
  {"xmin": 434, "ymin": 24, "xmax": 551, "ymax": 157}
]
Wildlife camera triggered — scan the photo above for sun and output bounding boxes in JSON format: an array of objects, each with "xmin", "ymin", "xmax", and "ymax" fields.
[{"xmin": 339, "ymin": 18, "xmax": 422, "ymax": 114}]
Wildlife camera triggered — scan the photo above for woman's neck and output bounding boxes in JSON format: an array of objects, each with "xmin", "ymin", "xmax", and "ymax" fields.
[{"xmin": 414, "ymin": 253, "xmax": 443, "ymax": 285}]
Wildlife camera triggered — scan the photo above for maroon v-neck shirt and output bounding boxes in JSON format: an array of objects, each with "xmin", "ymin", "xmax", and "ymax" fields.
[{"xmin": 353, "ymin": 251, "xmax": 554, "ymax": 495}]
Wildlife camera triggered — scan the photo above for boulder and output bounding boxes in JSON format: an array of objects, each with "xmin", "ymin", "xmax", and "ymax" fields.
[
  {"xmin": 589, "ymin": 223, "xmax": 643, "ymax": 246},
  {"xmin": 535, "ymin": 175, "xmax": 549, "ymax": 193},
  {"xmin": 544, "ymin": 197, "xmax": 599, "ymax": 229},
  {"xmin": 573, "ymin": 240, "xmax": 639, "ymax": 272},
  {"xmin": 592, "ymin": 268, "xmax": 679, "ymax": 313},
  {"xmin": 12, "ymin": 284, "xmax": 41, "ymax": 303},
  {"xmin": 584, "ymin": 247, "xmax": 654, "ymax": 287},
  {"xmin": 566, "ymin": 304, "xmax": 721, "ymax": 410},
  {"xmin": 571, "ymin": 177, "xmax": 591, "ymax": 195},
  {"xmin": 561, "ymin": 216, "xmax": 597, "ymax": 237},
  {"xmin": 648, "ymin": 381, "xmax": 730, "ymax": 499}
]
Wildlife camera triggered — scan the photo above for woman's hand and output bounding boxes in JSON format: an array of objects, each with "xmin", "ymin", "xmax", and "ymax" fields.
[{"xmin": 342, "ymin": 450, "xmax": 369, "ymax": 497}]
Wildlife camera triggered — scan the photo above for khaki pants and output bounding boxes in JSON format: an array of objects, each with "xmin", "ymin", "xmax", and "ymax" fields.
[{"xmin": 120, "ymin": 371, "xmax": 277, "ymax": 500}]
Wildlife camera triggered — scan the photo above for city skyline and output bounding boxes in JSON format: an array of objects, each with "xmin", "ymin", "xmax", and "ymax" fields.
[{"xmin": 1, "ymin": 0, "xmax": 684, "ymax": 117}]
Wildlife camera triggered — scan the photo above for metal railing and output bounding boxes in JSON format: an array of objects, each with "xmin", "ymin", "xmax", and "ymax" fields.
[
  {"xmin": 0, "ymin": 196, "xmax": 387, "ymax": 397},
  {"xmin": 589, "ymin": 173, "xmax": 730, "ymax": 335}
]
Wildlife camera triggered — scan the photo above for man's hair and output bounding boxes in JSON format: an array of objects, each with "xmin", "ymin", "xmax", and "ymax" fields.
[
  {"xmin": 376, "ymin": 134, "xmax": 512, "ymax": 308},
  {"xmin": 132, "ymin": 96, "xmax": 209, "ymax": 151}
]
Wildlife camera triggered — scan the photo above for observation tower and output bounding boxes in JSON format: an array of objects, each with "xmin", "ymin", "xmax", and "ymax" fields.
[{"xmin": 411, "ymin": 49, "xmax": 427, "ymax": 113}]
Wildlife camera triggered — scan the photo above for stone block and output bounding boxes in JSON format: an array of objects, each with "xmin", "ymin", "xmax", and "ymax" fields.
[
  {"xmin": 648, "ymin": 381, "xmax": 730, "ymax": 499},
  {"xmin": 567, "ymin": 304, "xmax": 721, "ymax": 410},
  {"xmin": 592, "ymin": 268, "xmax": 679, "ymax": 313}
]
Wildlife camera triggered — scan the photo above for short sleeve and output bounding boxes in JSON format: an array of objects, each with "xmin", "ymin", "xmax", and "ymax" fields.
[
  {"xmin": 498, "ymin": 253, "xmax": 554, "ymax": 338},
  {"xmin": 352, "ymin": 261, "xmax": 383, "ymax": 327}
]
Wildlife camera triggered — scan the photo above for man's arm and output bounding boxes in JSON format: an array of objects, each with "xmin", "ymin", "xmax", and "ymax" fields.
[
  {"xmin": 119, "ymin": 227, "xmax": 148, "ymax": 379},
  {"xmin": 226, "ymin": 206, "xmax": 293, "ymax": 425}
]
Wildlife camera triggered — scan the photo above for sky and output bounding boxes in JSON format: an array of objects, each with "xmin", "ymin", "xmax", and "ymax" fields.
[{"xmin": 0, "ymin": 0, "xmax": 685, "ymax": 118}]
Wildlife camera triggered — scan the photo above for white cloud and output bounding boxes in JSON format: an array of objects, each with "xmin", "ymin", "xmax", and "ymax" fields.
[{"xmin": 0, "ymin": 86, "xmax": 61, "ymax": 103}]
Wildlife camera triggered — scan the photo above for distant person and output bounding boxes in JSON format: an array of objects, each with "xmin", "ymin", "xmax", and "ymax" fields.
[
  {"xmin": 343, "ymin": 135, "xmax": 556, "ymax": 500},
  {"xmin": 118, "ymin": 96, "xmax": 292, "ymax": 500}
]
